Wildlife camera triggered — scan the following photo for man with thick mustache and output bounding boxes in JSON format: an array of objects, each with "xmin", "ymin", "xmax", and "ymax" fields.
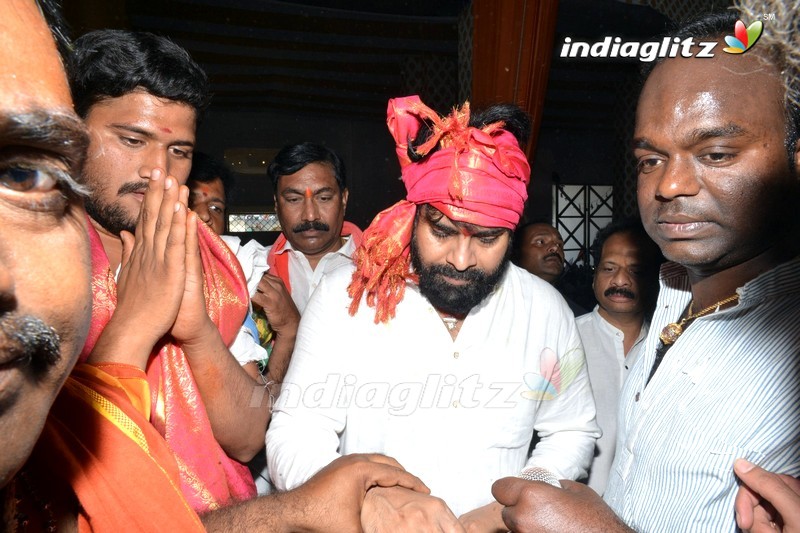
[
  {"xmin": 513, "ymin": 221, "xmax": 566, "ymax": 285},
  {"xmin": 230, "ymin": 142, "xmax": 362, "ymax": 319},
  {"xmin": 576, "ymin": 219, "xmax": 661, "ymax": 495},
  {"xmin": 267, "ymin": 97, "xmax": 599, "ymax": 532}
]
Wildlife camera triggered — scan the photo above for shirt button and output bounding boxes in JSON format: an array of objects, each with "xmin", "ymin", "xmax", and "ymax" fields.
[
  {"xmin": 453, "ymin": 352, "xmax": 460, "ymax": 359},
  {"xmin": 635, "ymin": 392, "xmax": 641, "ymax": 402},
  {"xmin": 452, "ymin": 401, "xmax": 459, "ymax": 408}
]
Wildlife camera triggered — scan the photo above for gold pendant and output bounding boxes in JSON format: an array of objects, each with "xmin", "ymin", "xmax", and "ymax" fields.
[{"xmin": 659, "ymin": 322, "xmax": 683, "ymax": 345}]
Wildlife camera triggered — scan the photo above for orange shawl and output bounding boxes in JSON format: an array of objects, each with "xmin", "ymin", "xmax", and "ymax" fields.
[
  {"xmin": 26, "ymin": 363, "xmax": 204, "ymax": 531},
  {"xmin": 79, "ymin": 220, "xmax": 256, "ymax": 513}
]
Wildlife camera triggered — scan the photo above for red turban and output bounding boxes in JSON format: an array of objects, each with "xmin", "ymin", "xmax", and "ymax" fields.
[{"xmin": 348, "ymin": 95, "xmax": 531, "ymax": 323}]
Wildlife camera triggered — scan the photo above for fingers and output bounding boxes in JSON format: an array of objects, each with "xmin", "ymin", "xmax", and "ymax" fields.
[
  {"xmin": 734, "ymin": 459, "xmax": 800, "ymax": 531},
  {"xmin": 491, "ymin": 476, "xmax": 526, "ymax": 506},
  {"xmin": 120, "ymin": 230, "xmax": 135, "ymax": 269},
  {"xmin": 184, "ymin": 195, "xmax": 201, "ymax": 275},
  {"xmin": 361, "ymin": 463, "xmax": 429, "ymax": 495},
  {"xmin": 348, "ymin": 454, "xmax": 430, "ymax": 494}
]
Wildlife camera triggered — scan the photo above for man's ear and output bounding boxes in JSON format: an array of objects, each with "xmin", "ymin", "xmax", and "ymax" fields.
[{"xmin": 341, "ymin": 188, "xmax": 349, "ymax": 211}]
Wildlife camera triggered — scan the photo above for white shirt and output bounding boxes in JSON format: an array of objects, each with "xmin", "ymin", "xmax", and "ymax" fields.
[
  {"xmin": 223, "ymin": 234, "xmax": 358, "ymax": 313},
  {"xmin": 605, "ymin": 258, "xmax": 800, "ymax": 532},
  {"xmin": 576, "ymin": 306, "xmax": 647, "ymax": 495},
  {"xmin": 267, "ymin": 264, "xmax": 600, "ymax": 516}
]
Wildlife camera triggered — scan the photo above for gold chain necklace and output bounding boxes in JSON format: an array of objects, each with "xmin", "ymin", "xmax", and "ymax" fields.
[{"xmin": 659, "ymin": 293, "xmax": 739, "ymax": 345}]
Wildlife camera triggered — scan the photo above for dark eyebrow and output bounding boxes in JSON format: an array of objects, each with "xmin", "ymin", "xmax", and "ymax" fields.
[
  {"xmin": 281, "ymin": 186, "xmax": 337, "ymax": 196},
  {"xmin": 687, "ymin": 124, "xmax": 747, "ymax": 144},
  {"xmin": 109, "ymin": 123, "xmax": 195, "ymax": 147},
  {"xmin": 0, "ymin": 109, "xmax": 89, "ymax": 192},
  {"xmin": 633, "ymin": 123, "xmax": 747, "ymax": 152}
]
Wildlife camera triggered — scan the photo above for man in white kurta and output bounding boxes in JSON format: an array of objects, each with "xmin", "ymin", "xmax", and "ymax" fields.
[
  {"xmin": 267, "ymin": 95, "xmax": 599, "ymax": 529},
  {"xmin": 268, "ymin": 261, "xmax": 599, "ymax": 515}
]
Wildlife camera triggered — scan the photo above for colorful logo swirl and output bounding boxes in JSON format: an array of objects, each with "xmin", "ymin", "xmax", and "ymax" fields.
[{"xmin": 723, "ymin": 20, "xmax": 763, "ymax": 54}]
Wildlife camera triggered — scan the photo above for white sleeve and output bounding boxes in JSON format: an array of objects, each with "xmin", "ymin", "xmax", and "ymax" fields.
[
  {"xmin": 265, "ymin": 272, "xmax": 348, "ymax": 490},
  {"xmin": 525, "ymin": 297, "xmax": 601, "ymax": 481},
  {"xmin": 228, "ymin": 322, "xmax": 269, "ymax": 366},
  {"xmin": 231, "ymin": 237, "xmax": 270, "ymax": 297}
]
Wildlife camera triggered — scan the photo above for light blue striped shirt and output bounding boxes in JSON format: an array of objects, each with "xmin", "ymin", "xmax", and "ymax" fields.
[{"xmin": 605, "ymin": 257, "xmax": 800, "ymax": 532}]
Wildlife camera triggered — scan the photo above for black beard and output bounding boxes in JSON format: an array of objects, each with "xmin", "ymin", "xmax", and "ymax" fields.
[
  {"xmin": 411, "ymin": 236, "xmax": 510, "ymax": 317},
  {"xmin": 85, "ymin": 196, "xmax": 137, "ymax": 236}
]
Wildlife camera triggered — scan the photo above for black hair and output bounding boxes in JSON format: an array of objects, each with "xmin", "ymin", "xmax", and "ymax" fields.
[
  {"xmin": 408, "ymin": 102, "xmax": 531, "ymax": 162},
  {"xmin": 68, "ymin": 30, "xmax": 210, "ymax": 120},
  {"xmin": 38, "ymin": 0, "xmax": 71, "ymax": 59},
  {"xmin": 640, "ymin": 11, "xmax": 799, "ymax": 172},
  {"xmin": 267, "ymin": 142, "xmax": 347, "ymax": 192},
  {"xmin": 186, "ymin": 152, "xmax": 234, "ymax": 203},
  {"xmin": 589, "ymin": 217, "xmax": 663, "ymax": 270}
]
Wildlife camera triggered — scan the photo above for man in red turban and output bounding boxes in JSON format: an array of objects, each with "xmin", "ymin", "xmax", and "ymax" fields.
[{"xmin": 267, "ymin": 96, "xmax": 599, "ymax": 531}]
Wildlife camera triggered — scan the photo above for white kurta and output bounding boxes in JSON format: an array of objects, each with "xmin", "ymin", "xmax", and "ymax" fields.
[
  {"xmin": 267, "ymin": 263, "xmax": 600, "ymax": 516},
  {"xmin": 576, "ymin": 306, "xmax": 647, "ymax": 495}
]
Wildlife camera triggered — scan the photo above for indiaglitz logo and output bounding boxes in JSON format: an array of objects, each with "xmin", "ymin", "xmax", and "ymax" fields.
[
  {"xmin": 723, "ymin": 20, "xmax": 763, "ymax": 54},
  {"xmin": 560, "ymin": 19, "xmax": 764, "ymax": 62},
  {"xmin": 521, "ymin": 347, "xmax": 584, "ymax": 401}
]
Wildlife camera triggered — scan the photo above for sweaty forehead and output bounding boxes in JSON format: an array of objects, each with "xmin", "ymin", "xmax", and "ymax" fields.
[
  {"xmin": 636, "ymin": 51, "xmax": 785, "ymax": 135},
  {"xmin": 0, "ymin": 0, "xmax": 73, "ymax": 115}
]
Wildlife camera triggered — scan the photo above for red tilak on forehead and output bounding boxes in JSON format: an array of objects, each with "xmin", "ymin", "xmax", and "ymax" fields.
[
  {"xmin": 304, "ymin": 187, "xmax": 313, "ymax": 198},
  {"xmin": 160, "ymin": 127, "xmax": 173, "ymax": 134},
  {"xmin": 194, "ymin": 183, "xmax": 213, "ymax": 197}
]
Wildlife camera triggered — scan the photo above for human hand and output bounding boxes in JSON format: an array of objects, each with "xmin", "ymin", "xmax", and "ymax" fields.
[
  {"xmin": 735, "ymin": 458, "xmax": 800, "ymax": 533},
  {"xmin": 251, "ymin": 272, "xmax": 300, "ymax": 337},
  {"xmin": 291, "ymin": 454, "xmax": 430, "ymax": 533},
  {"xmin": 458, "ymin": 501, "xmax": 507, "ymax": 533},
  {"xmin": 111, "ymin": 169, "xmax": 188, "ymax": 356},
  {"xmin": 491, "ymin": 477, "xmax": 632, "ymax": 533},
  {"xmin": 361, "ymin": 485, "xmax": 465, "ymax": 533},
  {"xmin": 170, "ymin": 195, "xmax": 214, "ymax": 344}
]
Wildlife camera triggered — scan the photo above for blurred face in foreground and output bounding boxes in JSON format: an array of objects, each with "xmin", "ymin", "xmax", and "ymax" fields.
[{"xmin": 0, "ymin": 0, "xmax": 92, "ymax": 488}]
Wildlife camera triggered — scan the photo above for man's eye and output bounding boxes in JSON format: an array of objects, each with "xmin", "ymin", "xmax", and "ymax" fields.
[
  {"xmin": 701, "ymin": 152, "xmax": 735, "ymax": 164},
  {"xmin": 120, "ymin": 136, "xmax": 143, "ymax": 147},
  {"xmin": 171, "ymin": 147, "xmax": 191, "ymax": 158},
  {"xmin": 0, "ymin": 166, "xmax": 59, "ymax": 193},
  {"xmin": 284, "ymin": 197, "xmax": 301, "ymax": 204},
  {"xmin": 210, "ymin": 205, "xmax": 224, "ymax": 214},
  {"xmin": 478, "ymin": 235, "xmax": 500, "ymax": 245},
  {"xmin": 318, "ymin": 195, "xmax": 333, "ymax": 202},
  {"xmin": 431, "ymin": 226, "xmax": 456, "ymax": 239},
  {"xmin": 534, "ymin": 239, "xmax": 545, "ymax": 246},
  {"xmin": 636, "ymin": 157, "xmax": 662, "ymax": 174}
]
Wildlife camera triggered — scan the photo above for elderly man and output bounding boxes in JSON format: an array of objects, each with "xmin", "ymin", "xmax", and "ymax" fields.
[
  {"xmin": 0, "ymin": 2, "xmax": 425, "ymax": 529},
  {"xmin": 577, "ymin": 219, "xmax": 661, "ymax": 495},
  {"xmin": 230, "ymin": 142, "xmax": 361, "ymax": 314},
  {"xmin": 493, "ymin": 6, "xmax": 800, "ymax": 532},
  {"xmin": 267, "ymin": 97, "xmax": 599, "ymax": 531}
]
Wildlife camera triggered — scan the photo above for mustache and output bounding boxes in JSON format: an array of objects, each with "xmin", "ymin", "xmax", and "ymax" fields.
[
  {"xmin": 0, "ymin": 313, "xmax": 61, "ymax": 376},
  {"xmin": 544, "ymin": 252, "xmax": 563, "ymax": 261},
  {"xmin": 604, "ymin": 287, "xmax": 636, "ymax": 299},
  {"xmin": 117, "ymin": 182, "xmax": 148, "ymax": 195},
  {"xmin": 425, "ymin": 263, "xmax": 488, "ymax": 283},
  {"xmin": 292, "ymin": 220, "xmax": 330, "ymax": 233}
]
